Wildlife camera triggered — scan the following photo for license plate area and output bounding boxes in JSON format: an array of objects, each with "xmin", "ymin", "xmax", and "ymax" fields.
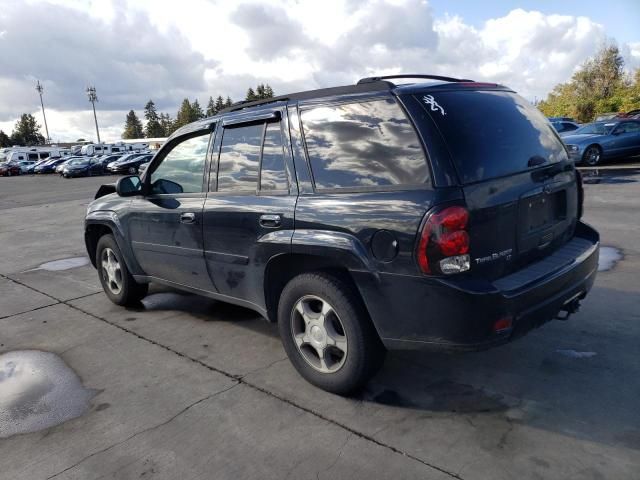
[{"xmin": 518, "ymin": 188, "xmax": 567, "ymax": 252}]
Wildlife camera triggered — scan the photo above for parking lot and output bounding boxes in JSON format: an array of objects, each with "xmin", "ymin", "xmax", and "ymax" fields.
[{"xmin": 1, "ymin": 170, "xmax": 639, "ymax": 479}]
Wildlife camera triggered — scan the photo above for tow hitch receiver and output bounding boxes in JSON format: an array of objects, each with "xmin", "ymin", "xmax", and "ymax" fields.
[{"xmin": 556, "ymin": 292, "xmax": 585, "ymax": 321}]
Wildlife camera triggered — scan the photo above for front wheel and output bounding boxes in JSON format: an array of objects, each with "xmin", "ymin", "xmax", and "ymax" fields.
[
  {"xmin": 582, "ymin": 145, "xmax": 602, "ymax": 166},
  {"xmin": 278, "ymin": 272, "xmax": 385, "ymax": 395},
  {"xmin": 96, "ymin": 234, "xmax": 148, "ymax": 306}
]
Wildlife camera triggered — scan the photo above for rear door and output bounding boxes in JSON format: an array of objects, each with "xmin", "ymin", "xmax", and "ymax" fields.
[
  {"xmin": 202, "ymin": 108, "xmax": 296, "ymax": 307},
  {"xmin": 407, "ymin": 88, "xmax": 579, "ymax": 278}
]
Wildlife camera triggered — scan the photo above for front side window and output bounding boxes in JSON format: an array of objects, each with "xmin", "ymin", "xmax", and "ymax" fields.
[
  {"xmin": 300, "ymin": 99, "xmax": 429, "ymax": 190},
  {"xmin": 150, "ymin": 132, "xmax": 210, "ymax": 194}
]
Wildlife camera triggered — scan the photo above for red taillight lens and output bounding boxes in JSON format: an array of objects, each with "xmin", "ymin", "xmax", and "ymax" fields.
[
  {"xmin": 438, "ymin": 230, "xmax": 470, "ymax": 256},
  {"xmin": 417, "ymin": 206, "xmax": 470, "ymax": 274}
]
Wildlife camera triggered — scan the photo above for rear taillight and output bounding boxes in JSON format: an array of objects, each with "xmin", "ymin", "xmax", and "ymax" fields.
[{"xmin": 417, "ymin": 206, "xmax": 470, "ymax": 275}]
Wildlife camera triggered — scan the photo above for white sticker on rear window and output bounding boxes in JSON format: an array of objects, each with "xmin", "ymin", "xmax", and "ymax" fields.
[{"xmin": 423, "ymin": 95, "xmax": 446, "ymax": 116}]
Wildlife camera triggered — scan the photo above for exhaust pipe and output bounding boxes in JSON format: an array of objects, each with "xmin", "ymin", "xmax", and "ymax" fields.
[{"xmin": 555, "ymin": 291, "xmax": 585, "ymax": 321}]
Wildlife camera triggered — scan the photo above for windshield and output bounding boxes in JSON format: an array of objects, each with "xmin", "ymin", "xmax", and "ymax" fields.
[
  {"xmin": 573, "ymin": 123, "xmax": 615, "ymax": 135},
  {"xmin": 413, "ymin": 89, "xmax": 567, "ymax": 184},
  {"xmin": 68, "ymin": 159, "xmax": 88, "ymax": 166}
]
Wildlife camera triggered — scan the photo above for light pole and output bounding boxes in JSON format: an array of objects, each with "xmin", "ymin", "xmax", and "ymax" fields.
[
  {"xmin": 35, "ymin": 80, "xmax": 50, "ymax": 143},
  {"xmin": 86, "ymin": 86, "xmax": 101, "ymax": 143}
]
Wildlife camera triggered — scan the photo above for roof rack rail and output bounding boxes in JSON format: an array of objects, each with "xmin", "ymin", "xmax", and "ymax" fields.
[
  {"xmin": 357, "ymin": 74, "xmax": 474, "ymax": 85},
  {"xmin": 218, "ymin": 96, "xmax": 289, "ymax": 114}
]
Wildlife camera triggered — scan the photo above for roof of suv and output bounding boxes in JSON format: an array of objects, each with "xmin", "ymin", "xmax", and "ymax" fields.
[{"xmin": 169, "ymin": 74, "xmax": 511, "ymax": 139}]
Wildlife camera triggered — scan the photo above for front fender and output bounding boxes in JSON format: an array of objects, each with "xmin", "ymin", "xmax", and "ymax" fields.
[{"xmin": 84, "ymin": 210, "xmax": 142, "ymax": 275}]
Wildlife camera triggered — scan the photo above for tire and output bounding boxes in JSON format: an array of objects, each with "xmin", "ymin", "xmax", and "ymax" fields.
[
  {"xmin": 582, "ymin": 145, "xmax": 602, "ymax": 166},
  {"xmin": 278, "ymin": 272, "xmax": 385, "ymax": 395},
  {"xmin": 96, "ymin": 234, "xmax": 148, "ymax": 306}
]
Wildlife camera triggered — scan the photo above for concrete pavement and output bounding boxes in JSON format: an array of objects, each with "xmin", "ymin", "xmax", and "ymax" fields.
[{"xmin": 1, "ymin": 172, "xmax": 639, "ymax": 479}]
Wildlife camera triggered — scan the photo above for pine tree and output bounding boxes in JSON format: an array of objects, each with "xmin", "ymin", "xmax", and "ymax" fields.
[
  {"xmin": 264, "ymin": 84, "xmax": 274, "ymax": 98},
  {"xmin": 246, "ymin": 87, "xmax": 256, "ymax": 101},
  {"xmin": 225, "ymin": 96, "xmax": 233, "ymax": 107},
  {"xmin": 0, "ymin": 130, "xmax": 10, "ymax": 148},
  {"xmin": 122, "ymin": 110, "xmax": 144, "ymax": 139},
  {"xmin": 159, "ymin": 113, "xmax": 175, "ymax": 136},
  {"xmin": 191, "ymin": 99, "xmax": 204, "ymax": 120},
  {"xmin": 143, "ymin": 100, "xmax": 165, "ymax": 138},
  {"xmin": 215, "ymin": 95, "xmax": 225, "ymax": 113},
  {"xmin": 205, "ymin": 96, "xmax": 216, "ymax": 117},
  {"xmin": 256, "ymin": 84, "xmax": 266, "ymax": 99},
  {"xmin": 174, "ymin": 98, "xmax": 193, "ymax": 130},
  {"xmin": 10, "ymin": 114, "xmax": 45, "ymax": 146}
]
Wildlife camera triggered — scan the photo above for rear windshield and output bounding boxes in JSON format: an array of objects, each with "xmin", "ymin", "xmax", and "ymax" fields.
[{"xmin": 415, "ymin": 90, "xmax": 567, "ymax": 184}]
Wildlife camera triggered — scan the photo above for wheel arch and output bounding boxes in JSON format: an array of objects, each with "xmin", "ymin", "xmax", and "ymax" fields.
[
  {"xmin": 84, "ymin": 211, "xmax": 139, "ymax": 274},
  {"xmin": 582, "ymin": 143, "xmax": 603, "ymax": 163}
]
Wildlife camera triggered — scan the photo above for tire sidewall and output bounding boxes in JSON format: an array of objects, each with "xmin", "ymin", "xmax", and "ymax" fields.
[
  {"xmin": 278, "ymin": 274, "xmax": 377, "ymax": 394},
  {"xmin": 583, "ymin": 146, "xmax": 601, "ymax": 166},
  {"xmin": 96, "ymin": 234, "xmax": 136, "ymax": 306}
]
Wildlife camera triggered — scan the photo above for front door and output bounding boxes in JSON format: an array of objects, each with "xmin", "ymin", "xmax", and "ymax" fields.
[
  {"xmin": 202, "ymin": 110, "xmax": 296, "ymax": 309},
  {"xmin": 128, "ymin": 129, "xmax": 214, "ymax": 290}
]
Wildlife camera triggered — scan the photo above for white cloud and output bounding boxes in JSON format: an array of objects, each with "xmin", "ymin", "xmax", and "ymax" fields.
[{"xmin": 0, "ymin": 0, "xmax": 637, "ymax": 141}]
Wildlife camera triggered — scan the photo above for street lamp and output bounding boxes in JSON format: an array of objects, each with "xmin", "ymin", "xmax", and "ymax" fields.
[
  {"xmin": 35, "ymin": 80, "xmax": 50, "ymax": 143},
  {"xmin": 86, "ymin": 86, "xmax": 101, "ymax": 143}
]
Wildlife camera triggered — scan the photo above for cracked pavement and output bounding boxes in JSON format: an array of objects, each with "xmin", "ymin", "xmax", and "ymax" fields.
[{"xmin": 1, "ymin": 173, "xmax": 639, "ymax": 479}]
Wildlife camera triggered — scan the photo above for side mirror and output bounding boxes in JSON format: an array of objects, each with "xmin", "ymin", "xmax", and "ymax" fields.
[{"xmin": 116, "ymin": 175, "xmax": 142, "ymax": 197}]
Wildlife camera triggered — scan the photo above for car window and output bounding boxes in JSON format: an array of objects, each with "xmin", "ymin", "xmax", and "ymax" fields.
[
  {"xmin": 618, "ymin": 122, "xmax": 640, "ymax": 134},
  {"xmin": 300, "ymin": 99, "xmax": 429, "ymax": 190},
  {"xmin": 563, "ymin": 122, "xmax": 578, "ymax": 131},
  {"xmin": 260, "ymin": 122, "xmax": 288, "ymax": 192},
  {"xmin": 217, "ymin": 123, "xmax": 263, "ymax": 192},
  {"xmin": 150, "ymin": 132, "xmax": 210, "ymax": 194}
]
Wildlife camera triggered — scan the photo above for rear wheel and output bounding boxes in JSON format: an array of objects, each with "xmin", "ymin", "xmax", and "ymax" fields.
[
  {"xmin": 582, "ymin": 145, "xmax": 601, "ymax": 166},
  {"xmin": 278, "ymin": 272, "xmax": 385, "ymax": 395},
  {"xmin": 96, "ymin": 234, "xmax": 148, "ymax": 306}
]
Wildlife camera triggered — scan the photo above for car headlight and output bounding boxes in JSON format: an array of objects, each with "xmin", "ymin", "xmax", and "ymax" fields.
[{"xmin": 567, "ymin": 145, "xmax": 579, "ymax": 152}]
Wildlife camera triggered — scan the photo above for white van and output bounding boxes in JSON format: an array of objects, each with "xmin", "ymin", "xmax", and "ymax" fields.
[{"xmin": 1, "ymin": 147, "xmax": 70, "ymax": 163}]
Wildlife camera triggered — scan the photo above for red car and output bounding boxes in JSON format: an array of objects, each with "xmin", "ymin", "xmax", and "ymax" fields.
[{"xmin": 0, "ymin": 162, "xmax": 21, "ymax": 176}]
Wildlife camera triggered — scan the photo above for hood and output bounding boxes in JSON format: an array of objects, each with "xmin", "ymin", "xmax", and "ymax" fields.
[{"xmin": 560, "ymin": 133, "xmax": 604, "ymax": 144}]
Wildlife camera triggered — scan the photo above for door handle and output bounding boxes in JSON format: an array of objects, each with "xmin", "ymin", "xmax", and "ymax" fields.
[
  {"xmin": 259, "ymin": 214, "xmax": 281, "ymax": 228},
  {"xmin": 180, "ymin": 212, "xmax": 196, "ymax": 224}
]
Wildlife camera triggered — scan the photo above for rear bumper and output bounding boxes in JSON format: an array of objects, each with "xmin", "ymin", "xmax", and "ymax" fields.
[{"xmin": 356, "ymin": 222, "xmax": 599, "ymax": 351}]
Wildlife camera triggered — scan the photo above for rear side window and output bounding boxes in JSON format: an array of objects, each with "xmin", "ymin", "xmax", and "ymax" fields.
[
  {"xmin": 28, "ymin": 153, "xmax": 38, "ymax": 160},
  {"xmin": 217, "ymin": 124, "xmax": 263, "ymax": 192},
  {"xmin": 217, "ymin": 119, "xmax": 289, "ymax": 194},
  {"xmin": 260, "ymin": 122, "xmax": 288, "ymax": 191},
  {"xmin": 300, "ymin": 99, "xmax": 429, "ymax": 190},
  {"xmin": 415, "ymin": 90, "xmax": 567, "ymax": 184}
]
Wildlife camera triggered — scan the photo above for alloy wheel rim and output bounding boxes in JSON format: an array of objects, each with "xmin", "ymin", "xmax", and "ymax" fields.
[
  {"xmin": 101, "ymin": 247, "xmax": 123, "ymax": 295},
  {"xmin": 586, "ymin": 147, "xmax": 600, "ymax": 165},
  {"xmin": 290, "ymin": 295, "xmax": 348, "ymax": 374}
]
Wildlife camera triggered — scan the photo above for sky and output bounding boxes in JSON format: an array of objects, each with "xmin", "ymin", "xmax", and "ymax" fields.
[{"xmin": 0, "ymin": 0, "xmax": 638, "ymax": 143}]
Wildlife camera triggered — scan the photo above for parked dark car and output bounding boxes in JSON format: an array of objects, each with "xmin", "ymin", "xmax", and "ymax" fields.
[
  {"xmin": 0, "ymin": 162, "xmax": 21, "ymax": 176},
  {"xmin": 34, "ymin": 157, "xmax": 69, "ymax": 174},
  {"xmin": 85, "ymin": 74, "xmax": 599, "ymax": 394},
  {"xmin": 62, "ymin": 157, "xmax": 106, "ymax": 177},
  {"xmin": 551, "ymin": 120, "xmax": 579, "ymax": 134},
  {"xmin": 562, "ymin": 120, "xmax": 640, "ymax": 165},
  {"xmin": 548, "ymin": 116, "xmax": 575, "ymax": 122},
  {"xmin": 106, "ymin": 153, "xmax": 152, "ymax": 174}
]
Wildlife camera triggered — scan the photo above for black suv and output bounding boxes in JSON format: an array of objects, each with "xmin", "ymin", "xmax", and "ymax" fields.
[{"xmin": 85, "ymin": 75, "xmax": 599, "ymax": 395}]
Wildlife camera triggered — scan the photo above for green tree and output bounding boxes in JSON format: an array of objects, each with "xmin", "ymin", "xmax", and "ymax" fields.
[
  {"xmin": 159, "ymin": 113, "xmax": 175, "ymax": 136},
  {"xmin": 174, "ymin": 98, "xmax": 193, "ymax": 130},
  {"xmin": 205, "ymin": 96, "xmax": 216, "ymax": 117},
  {"xmin": 0, "ymin": 130, "xmax": 10, "ymax": 148},
  {"xmin": 538, "ymin": 43, "xmax": 632, "ymax": 122},
  {"xmin": 256, "ymin": 84, "xmax": 265, "ymax": 99},
  {"xmin": 245, "ymin": 87, "xmax": 256, "ymax": 101},
  {"xmin": 143, "ymin": 100, "xmax": 165, "ymax": 138},
  {"xmin": 225, "ymin": 96, "xmax": 233, "ymax": 108},
  {"xmin": 191, "ymin": 99, "xmax": 204, "ymax": 120},
  {"xmin": 264, "ymin": 84, "xmax": 274, "ymax": 98},
  {"xmin": 122, "ymin": 110, "xmax": 144, "ymax": 139},
  {"xmin": 10, "ymin": 114, "xmax": 45, "ymax": 146}
]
